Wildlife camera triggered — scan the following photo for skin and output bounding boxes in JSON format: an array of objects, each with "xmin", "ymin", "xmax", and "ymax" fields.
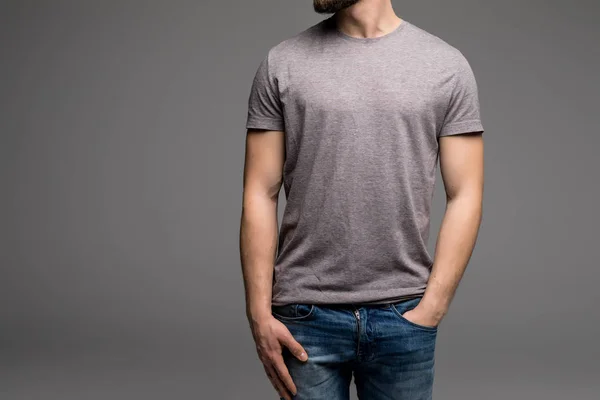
[
  {"xmin": 239, "ymin": 1, "xmax": 484, "ymax": 399},
  {"xmin": 240, "ymin": 129, "xmax": 304, "ymax": 400},
  {"xmin": 403, "ymin": 132, "xmax": 484, "ymax": 328}
]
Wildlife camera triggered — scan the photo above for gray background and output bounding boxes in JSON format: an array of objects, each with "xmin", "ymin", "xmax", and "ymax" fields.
[{"xmin": 1, "ymin": 0, "xmax": 598, "ymax": 399}]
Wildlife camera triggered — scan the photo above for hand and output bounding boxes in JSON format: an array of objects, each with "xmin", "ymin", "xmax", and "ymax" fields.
[
  {"xmin": 249, "ymin": 314, "xmax": 308, "ymax": 400},
  {"xmin": 401, "ymin": 305, "xmax": 442, "ymax": 329}
]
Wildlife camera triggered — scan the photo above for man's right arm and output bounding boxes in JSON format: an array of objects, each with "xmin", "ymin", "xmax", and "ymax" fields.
[
  {"xmin": 239, "ymin": 128, "xmax": 307, "ymax": 400},
  {"xmin": 240, "ymin": 128, "xmax": 284, "ymax": 323}
]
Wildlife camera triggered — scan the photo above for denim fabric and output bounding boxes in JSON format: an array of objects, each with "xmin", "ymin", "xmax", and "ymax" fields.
[{"xmin": 272, "ymin": 296, "xmax": 437, "ymax": 400}]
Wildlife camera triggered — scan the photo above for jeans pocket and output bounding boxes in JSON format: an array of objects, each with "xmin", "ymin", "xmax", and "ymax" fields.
[
  {"xmin": 390, "ymin": 297, "xmax": 438, "ymax": 332},
  {"xmin": 271, "ymin": 303, "xmax": 315, "ymax": 321}
]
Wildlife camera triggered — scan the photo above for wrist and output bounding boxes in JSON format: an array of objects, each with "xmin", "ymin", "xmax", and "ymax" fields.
[
  {"xmin": 246, "ymin": 303, "xmax": 272, "ymax": 323},
  {"xmin": 419, "ymin": 295, "xmax": 449, "ymax": 320}
]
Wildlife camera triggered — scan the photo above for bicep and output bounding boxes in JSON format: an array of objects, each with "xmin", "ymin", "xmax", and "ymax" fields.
[
  {"xmin": 243, "ymin": 129, "xmax": 285, "ymax": 199},
  {"xmin": 438, "ymin": 132, "xmax": 484, "ymax": 200}
]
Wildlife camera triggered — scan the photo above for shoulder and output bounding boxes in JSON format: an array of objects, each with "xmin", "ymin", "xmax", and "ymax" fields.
[
  {"xmin": 262, "ymin": 19, "xmax": 328, "ymax": 71},
  {"xmin": 404, "ymin": 21, "xmax": 471, "ymax": 72}
]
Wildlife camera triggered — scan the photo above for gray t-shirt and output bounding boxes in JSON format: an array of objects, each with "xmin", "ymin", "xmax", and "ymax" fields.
[{"xmin": 246, "ymin": 16, "xmax": 484, "ymax": 306}]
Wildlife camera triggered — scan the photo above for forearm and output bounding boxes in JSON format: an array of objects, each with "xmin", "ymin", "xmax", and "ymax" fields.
[
  {"xmin": 420, "ymin": 191, "xmax": 483, "ymax": 320},
  {"xmin": 240, "ymin": 190, "xmax": 279, "ymax": 323}
]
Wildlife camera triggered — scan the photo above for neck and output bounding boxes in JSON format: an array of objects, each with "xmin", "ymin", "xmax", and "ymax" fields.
[{"xmin": 334, "ymin": 0, "xmax": 402, "ymax": 39}]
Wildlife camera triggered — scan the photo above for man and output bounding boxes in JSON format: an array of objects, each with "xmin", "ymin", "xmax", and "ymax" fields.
[{"xmin": 240, "ymin": 0, "xmax": 484, "ymax": 399}]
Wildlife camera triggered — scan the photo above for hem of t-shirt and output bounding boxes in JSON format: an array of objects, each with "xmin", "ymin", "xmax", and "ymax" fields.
[
  {"xmin": 246, "ymin": 116, "xmax": 285, "ymax": 132},
  {"xmin": 438, "ymin": 119, "xmax": 484, "ymax": 137},
  {"xmin": 271, "ymin": 287, "xmax": 427, "ymax": 307}
]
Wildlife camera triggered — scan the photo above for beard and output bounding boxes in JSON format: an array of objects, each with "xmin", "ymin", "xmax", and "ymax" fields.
[{"xmin": 313, "ymin": 0, "xmax": 360, "ymax": 14}]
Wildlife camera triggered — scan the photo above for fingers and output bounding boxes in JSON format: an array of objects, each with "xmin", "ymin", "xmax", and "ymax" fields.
[
  {"xmin": 264, "ymin": 362, "xmax": 294, "ymax": 400},
  {"xmin": 280, "ymin": 330, "xmax": 308, "ymax": 362},
  {"xmin": 271, "ymin": 352, "xmax": 297, "ymax": 397},
  {"xmin": 255, "ymin": 318, "xmax": 308, "ymax": 399}
]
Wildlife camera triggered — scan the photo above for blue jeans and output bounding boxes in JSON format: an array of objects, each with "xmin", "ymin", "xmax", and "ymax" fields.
[{"xmin": 271, "ymin": 296, "xmax": 438, "ymax": 400}]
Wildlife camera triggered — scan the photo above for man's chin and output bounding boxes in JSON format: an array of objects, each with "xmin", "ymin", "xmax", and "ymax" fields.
[{"xmin": 313, "ymin": 0, "xmax": 360, "ymax": 14}]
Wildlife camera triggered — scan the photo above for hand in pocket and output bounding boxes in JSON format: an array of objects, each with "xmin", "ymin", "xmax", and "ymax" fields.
[{"xmin": 401, "ymin": 306, "xmax": 440, "ymax": 329}]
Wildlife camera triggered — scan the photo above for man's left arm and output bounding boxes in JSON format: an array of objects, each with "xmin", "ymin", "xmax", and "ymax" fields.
[
  {"xmin": 406, "ymin": 132, "xmax": 484, "ymax": 327},
  {"xmin": 402, "ymin": 51, "xmax": 485, "ymax": 327}
]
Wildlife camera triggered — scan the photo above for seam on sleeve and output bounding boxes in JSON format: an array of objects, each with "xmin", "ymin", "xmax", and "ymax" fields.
[
  {"xmin": 438, "ymin": 119, "xmax": 484, "ymax": 137},
  {"xmin": 246, "ymin": 116, "xmax": 285, "ymax": 131}
]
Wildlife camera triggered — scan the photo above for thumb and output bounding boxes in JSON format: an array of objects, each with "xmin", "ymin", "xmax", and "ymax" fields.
[{"xmin": 280, "ymin": 331, "xmax": 308, "ymax": 362}]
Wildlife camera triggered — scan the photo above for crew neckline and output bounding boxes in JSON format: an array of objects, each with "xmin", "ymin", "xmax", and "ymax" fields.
[{"xmin": 326, "ymin": 15, "xmax": 409, "ymax": 44}]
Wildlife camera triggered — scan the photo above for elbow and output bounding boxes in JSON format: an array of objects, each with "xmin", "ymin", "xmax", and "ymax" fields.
[{"xmin": 445, "ymin": 187, "xmax": 483, "ymax": 210}]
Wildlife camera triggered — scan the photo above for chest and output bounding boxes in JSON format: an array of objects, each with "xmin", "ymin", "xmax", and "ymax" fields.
[{"xmin": 279, "ymin": 55, "xmax": 448, "ymax": 120}]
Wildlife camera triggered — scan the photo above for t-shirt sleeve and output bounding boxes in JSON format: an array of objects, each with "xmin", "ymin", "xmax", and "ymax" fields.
[
  {"xmin": 245, "ymin": 53, "xmax": 285, "ymax": 131},
  {"xmin": 438, "ymin": 54, "xmax": 484, "ymax": 137}
]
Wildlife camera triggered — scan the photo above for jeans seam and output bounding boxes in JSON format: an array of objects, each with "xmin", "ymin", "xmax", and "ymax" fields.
[{"xmin": 272, "ymin": 304, "xmax": 315, "ymax": 321}]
